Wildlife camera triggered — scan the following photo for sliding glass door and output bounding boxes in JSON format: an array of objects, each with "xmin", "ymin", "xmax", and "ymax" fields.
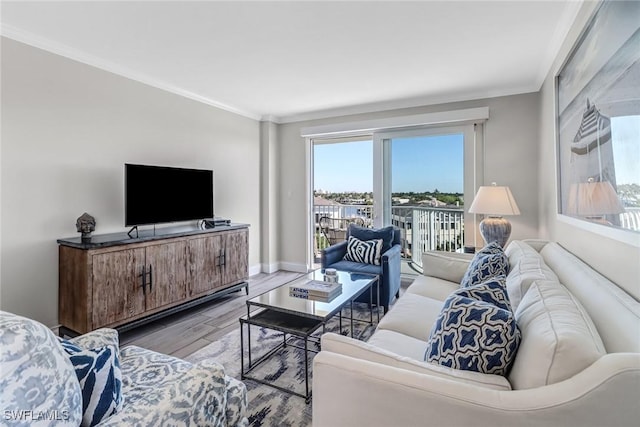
[
  {"xmin": 312, "ymin": 138, "xmax": 373, "ymax": 267},
  {"xmin": 373, "ymin": 125, "xmax": 476, "ymax": 274},
  {"xmin": 308, "ymin": 124, "xmax": 480, "ymax": 272}
]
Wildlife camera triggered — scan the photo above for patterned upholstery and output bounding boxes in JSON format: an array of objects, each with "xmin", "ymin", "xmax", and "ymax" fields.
[
  {"xmin": 454, "ymin": 277, "xmax": 511, "ymax": 311},
  {"xmin": 425, "ymin": 286, "xmax": 520, "ymax": 376},
  {"xmin": 0, "ymin": 311, "xmax": 83, "ymax": 426},
  {"xmin": 344, "ymin": 235, "xmax": 383, "ymax": 265},
  {"xmin": 59, "ymin": 339, "xmax": 123, "ymax": 427},
  {"xmin": 460, "ymin": 242, "xmax": 509, "ymax": 287},
  {"xmin": 0, "ymin": 311, "xmax": 248, "ymax": 427}
]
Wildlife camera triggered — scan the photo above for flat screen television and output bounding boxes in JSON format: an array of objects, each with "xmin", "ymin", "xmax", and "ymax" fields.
[{"xmin": 125, "ymin": 163, "xmax": 214, "ymax": 226}]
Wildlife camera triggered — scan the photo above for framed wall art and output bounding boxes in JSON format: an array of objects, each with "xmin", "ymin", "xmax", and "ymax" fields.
[{"xmin": 556, "ymin": 0, "xmax": 640, "ymax": 235}]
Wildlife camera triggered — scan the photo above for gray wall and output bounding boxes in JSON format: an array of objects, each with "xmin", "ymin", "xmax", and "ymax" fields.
[
  {"xmin": 537, "ymin": 2, "xmax": 640, "ymax": 299},
  {"xmin": 1, "ymin": 38, "xmax": 261, "ymax": 327},
  {"xmin": 277, "ymin": 92, "xmax": 541, "ymax": 271}
]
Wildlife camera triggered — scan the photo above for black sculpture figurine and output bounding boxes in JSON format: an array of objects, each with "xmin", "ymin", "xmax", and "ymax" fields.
[{"xmin": 76, "ymin": 212, "xmax": 96, "ymax": 241}]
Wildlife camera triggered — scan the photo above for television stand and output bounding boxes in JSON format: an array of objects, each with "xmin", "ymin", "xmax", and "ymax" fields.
[{"xmin": 57, "ymin": 224, "xmax": 249, "ymax": 335}]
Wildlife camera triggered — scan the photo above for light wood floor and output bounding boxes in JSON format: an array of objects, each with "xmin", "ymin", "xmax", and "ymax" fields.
[
  {"xmin": 120, "ymin": 271, "xmax": 414, "ymax": 359},
  {"xmin": 119, "ymin": 271, "xmax": 305, "ymax": 359}
]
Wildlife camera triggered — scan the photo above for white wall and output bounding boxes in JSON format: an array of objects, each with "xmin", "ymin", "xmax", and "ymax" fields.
[
  {"xmin": 1, "ymin": 38, "xmax": 261, "ymax": 327},
  {"xmin": 277, "ymin": 92, "xmax": 541, "ymax": 270},
  {"xmin": 538, "ymin": 2, "xmax": 640, "ymax": 299}
]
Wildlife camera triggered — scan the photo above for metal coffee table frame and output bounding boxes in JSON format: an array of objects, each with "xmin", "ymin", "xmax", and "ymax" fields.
[{"xmin": 239, "ymin": 271, "xmax": 379, "ymax": 403}]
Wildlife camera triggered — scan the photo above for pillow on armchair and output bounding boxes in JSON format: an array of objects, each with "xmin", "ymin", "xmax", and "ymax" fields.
[
  {"xmin": 348, "ymin": 224, "xmax": 395, "ymax": 253},
  {"xmin": 344, "ymin": 235, "xmax": 383, "ymax": 265}
]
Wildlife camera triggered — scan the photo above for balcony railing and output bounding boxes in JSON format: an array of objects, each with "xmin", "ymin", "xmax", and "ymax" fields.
[{"xmin": 314, "ymin": 204, "xmax": 465, "ymax": 269}]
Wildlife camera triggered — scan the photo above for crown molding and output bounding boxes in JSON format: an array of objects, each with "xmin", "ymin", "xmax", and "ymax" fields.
[
  {"xmin": 0, "ymin": 25, "xmax": 262, "ymax": 121},
  {"xmin": 277, "ymin": 85, "xmax": 539, "ymax": 125}
]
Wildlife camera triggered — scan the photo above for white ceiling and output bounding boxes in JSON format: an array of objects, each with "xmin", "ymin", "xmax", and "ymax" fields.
[{"xmin": 0, "ymin": 1, "xmax": 581, "ymax": 123}]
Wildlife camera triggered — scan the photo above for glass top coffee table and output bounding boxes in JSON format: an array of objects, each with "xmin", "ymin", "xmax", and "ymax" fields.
[{"xmin": 239, "ymin": 269, "xmax": 379, "ymax": 402}]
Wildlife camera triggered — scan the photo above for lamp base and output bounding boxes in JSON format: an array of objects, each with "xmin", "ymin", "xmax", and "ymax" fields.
[{"xmin": 479, "ymin": 216, "xmax": 512, "ymax": 248}]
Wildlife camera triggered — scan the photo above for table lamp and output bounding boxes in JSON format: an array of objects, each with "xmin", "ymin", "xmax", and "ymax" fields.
[
  {"xmin": 566, "ymin": 178, "xmax": 624, "ymax": 224},
  {"xmin": 468, "ymin": 182, "xmax": 520, "ymax": 247}
]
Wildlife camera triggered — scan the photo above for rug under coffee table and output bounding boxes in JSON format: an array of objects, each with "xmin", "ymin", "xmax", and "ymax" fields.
[{"xmin": 239, "ymin": 269, "xmax": 379, "ymax": 402}]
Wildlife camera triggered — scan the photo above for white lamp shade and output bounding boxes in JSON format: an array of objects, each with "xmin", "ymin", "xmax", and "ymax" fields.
[
  {"xmin": 468, "ymin": 185, "xmax": 520, "ymax": 216},
  {"xmin": 566, "ymin": 180, "xmax": 624, "ymax": 216}
]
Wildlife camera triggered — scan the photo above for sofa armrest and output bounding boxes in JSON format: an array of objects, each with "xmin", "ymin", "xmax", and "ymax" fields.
[
  {"xmin": 69, "ymin": 328, "xmax": 119, "ymax": 353},
  {"xmin": 313, "ymin": 352, "xmax": 640, "ymax": 427},
  {"xmin": 320, "ymin": 333, "xmax": 510, "ymax": 390},
  {"xmin": 422, "ymin": 251, "xmax": 472, "ymax": 283},
  {"xmin": 322, "ymin": 240, "xmax": 348, "ymax": 267},
  {"xmin": 100, "ymin": 358, "xmax": 234, "ymax": 426},
  {"xmin": 382, "ymin": 244, "xmax": 402, "ymax": 300}
]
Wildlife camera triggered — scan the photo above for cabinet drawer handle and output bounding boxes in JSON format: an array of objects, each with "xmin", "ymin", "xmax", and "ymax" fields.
[
  {"xmin": 140, "ymin": 265, "xmax": 147, "ymax": 295},
  {"xmin": 148, "ymin": 264, "xmax": 153, "ymax": 292}
]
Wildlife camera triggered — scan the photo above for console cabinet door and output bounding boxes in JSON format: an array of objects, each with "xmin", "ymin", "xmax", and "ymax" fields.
[
  {"xmin": 145, "ymin": 241, "xmax": 188, "ymax": 311},
  {"xmin": 92, "ymin": 248, "xmax": 146, "ymax": 328},
  {"xmin": 187, "ymin": 234, "xmax": 224, "ymax": 296},
  {"xmin": 223, "ymin": 229, "xmax": 249, "ymax": 285}
]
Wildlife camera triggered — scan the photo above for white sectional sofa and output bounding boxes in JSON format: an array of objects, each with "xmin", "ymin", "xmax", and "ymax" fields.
[{"xmin": 313, "ymin": 240, "xmax": 640, "ymax": 427}]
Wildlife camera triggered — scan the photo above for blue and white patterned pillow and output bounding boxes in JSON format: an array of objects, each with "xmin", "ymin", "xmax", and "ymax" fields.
[
  {"xmin": 456, "ymin": 276, "xmax": 511, "ymax": 311},
  {"xmin": 460, "ymin": 242, "xmax": 509, "ymax": 287},
  {"xmin": 425, "ymin": 292, "xmax": 520, "ymax": 376},
  {"xmin": 59, "ymin": 339, "xmax": 123, "ymax": 427},
  {"xmin": 0, "ymin": 311, "xmax": 83, "ymax": 427},
  {"xmin": 344, "ymin": 235, "xmax": 383, "ymax": 265}
]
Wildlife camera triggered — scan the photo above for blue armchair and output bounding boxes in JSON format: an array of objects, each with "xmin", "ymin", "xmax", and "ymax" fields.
[{"xmin": 321, "ymin": 224, "xmax": 402, "ymax": 313}]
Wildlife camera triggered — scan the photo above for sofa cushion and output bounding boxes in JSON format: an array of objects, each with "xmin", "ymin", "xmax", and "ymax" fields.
[
  {"xmin": 422, "ymin": 251, "xmax": 473, "ymax": 284},
  {"xmin": 506, "ymin": 254, "xmax": 559, "ymax": 311},
  {"xmin": 113, "ymin": 345, "xmax": 229, "ymax": 426},
  {"xmin": 405, "ymin": 275, "xmax": 460, "ymax": 301},
  {"xmin": 504, "ymin": 240, "xmax": 559, "ymax": 311},
  {"xmin": 344, "ymin": 235, "xmax": 383, "ymax": 265},
  {"xmin": 0, "ymin": 311, "xmax": 83, "ymax": 427},
  {"xmin": 367, "ymin": 329, "xmax": 430, "ymax": 360},
  {"xmin": 325, "ymin": 259, "xmax": 382, "ymax": 276},
  {"xmin": 508, "ymin": 279, "xmax": 606, "ymax": 389},
  {"xmin": 348, "ymin": 224, "xmax": 395, "ymax": 253},
  {"xmin": 59, "ymin": 339, "xmax": 123, "ymax": 427},
  {"xmin": 328, "ymin": 332, "xmax": 512, "ymax": 390},
  {"xmin": 460, "ymin": 242, "xmax": 509, "ymax": 288},
  {"xmin": 425, "ymin": 290, "xmax": 520, "ymax": 376},
  {"xmin": 376, "ymin": 293, "xmax": 444, "ymax": 341}
]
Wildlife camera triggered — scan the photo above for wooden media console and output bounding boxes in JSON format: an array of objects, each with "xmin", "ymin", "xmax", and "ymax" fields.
[{"xmin": 58, "ymin": 224, "xmax": 249, "ymax": 335}]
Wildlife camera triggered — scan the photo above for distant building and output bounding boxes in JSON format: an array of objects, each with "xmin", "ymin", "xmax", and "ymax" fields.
[{"xmin": 314, "ymin": 196, "xmax": 344, "ymax": 222}]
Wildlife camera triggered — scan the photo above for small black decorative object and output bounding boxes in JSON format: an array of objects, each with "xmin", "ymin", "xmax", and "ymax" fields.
[{"xmin": 76, "ymin": 212, "xmax": 96, "ymax": 241}]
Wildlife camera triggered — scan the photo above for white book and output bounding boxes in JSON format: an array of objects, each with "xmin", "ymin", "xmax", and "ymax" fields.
[
  {"xmin": 289, "ymin": 280, "xmax": 342, "ymax": 297},
  {"xmin": 289, "ymin": 288, "xmax": 341, "ymax": 302}
]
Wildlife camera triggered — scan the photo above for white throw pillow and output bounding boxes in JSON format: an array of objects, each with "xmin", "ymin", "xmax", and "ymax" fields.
[
  {"xmin": 506, "ymin": 255, "xmax": 558, "ymax": 311},
  {"xmin": 508, "ymin": 279, "xmax": 606, "ymax": 389}
]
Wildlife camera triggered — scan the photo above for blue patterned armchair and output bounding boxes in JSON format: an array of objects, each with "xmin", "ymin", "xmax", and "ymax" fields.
[
  {"xmin": 321, "ymin": 224, "xmax": 402, "ymax": 313},
  {"xmin": 0, "ymin": 310, "xmax": 248, "ymax": 427}
]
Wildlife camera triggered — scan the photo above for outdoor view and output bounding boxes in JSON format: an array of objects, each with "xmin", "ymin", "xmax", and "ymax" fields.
[{"xmin": 314, "ymin": 135, "xmax": 464, "ymax": 270}]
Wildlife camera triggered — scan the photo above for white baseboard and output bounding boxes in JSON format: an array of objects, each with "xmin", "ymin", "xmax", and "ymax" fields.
[
  {"xmin": 249, "ymin": 264, "xmax": 263, "ymax": 276},
  {"xmin": 250, "ymin": 262, "xmax": 310, "ymax": 276},
  {"xmin": 259, "ymin": 262, "xmax": 280, "ymax": 274},
  {"xmin": 278, "ymin": 262, "xmax": 309, "ymax": 273}
]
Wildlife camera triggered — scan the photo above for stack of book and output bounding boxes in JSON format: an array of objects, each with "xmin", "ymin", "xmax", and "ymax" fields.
[{"xmin": 289, "ymin": 279, "xmax": 342, "ymax": 302}]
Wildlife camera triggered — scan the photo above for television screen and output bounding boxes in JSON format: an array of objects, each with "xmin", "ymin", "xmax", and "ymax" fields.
[{"xmin": 125, "ymin": 163, "xmax": 213, "ymax": 226}]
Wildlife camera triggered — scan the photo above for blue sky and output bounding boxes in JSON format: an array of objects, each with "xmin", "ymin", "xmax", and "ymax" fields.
[{"xmin": 314, "ymin": 134, "xmax": 464, "ymax": 193}]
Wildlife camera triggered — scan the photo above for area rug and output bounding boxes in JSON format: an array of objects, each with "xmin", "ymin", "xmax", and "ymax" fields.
[{"xmin": 186, "ymin": 303, "xmax": 378, "ymax": 427}]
